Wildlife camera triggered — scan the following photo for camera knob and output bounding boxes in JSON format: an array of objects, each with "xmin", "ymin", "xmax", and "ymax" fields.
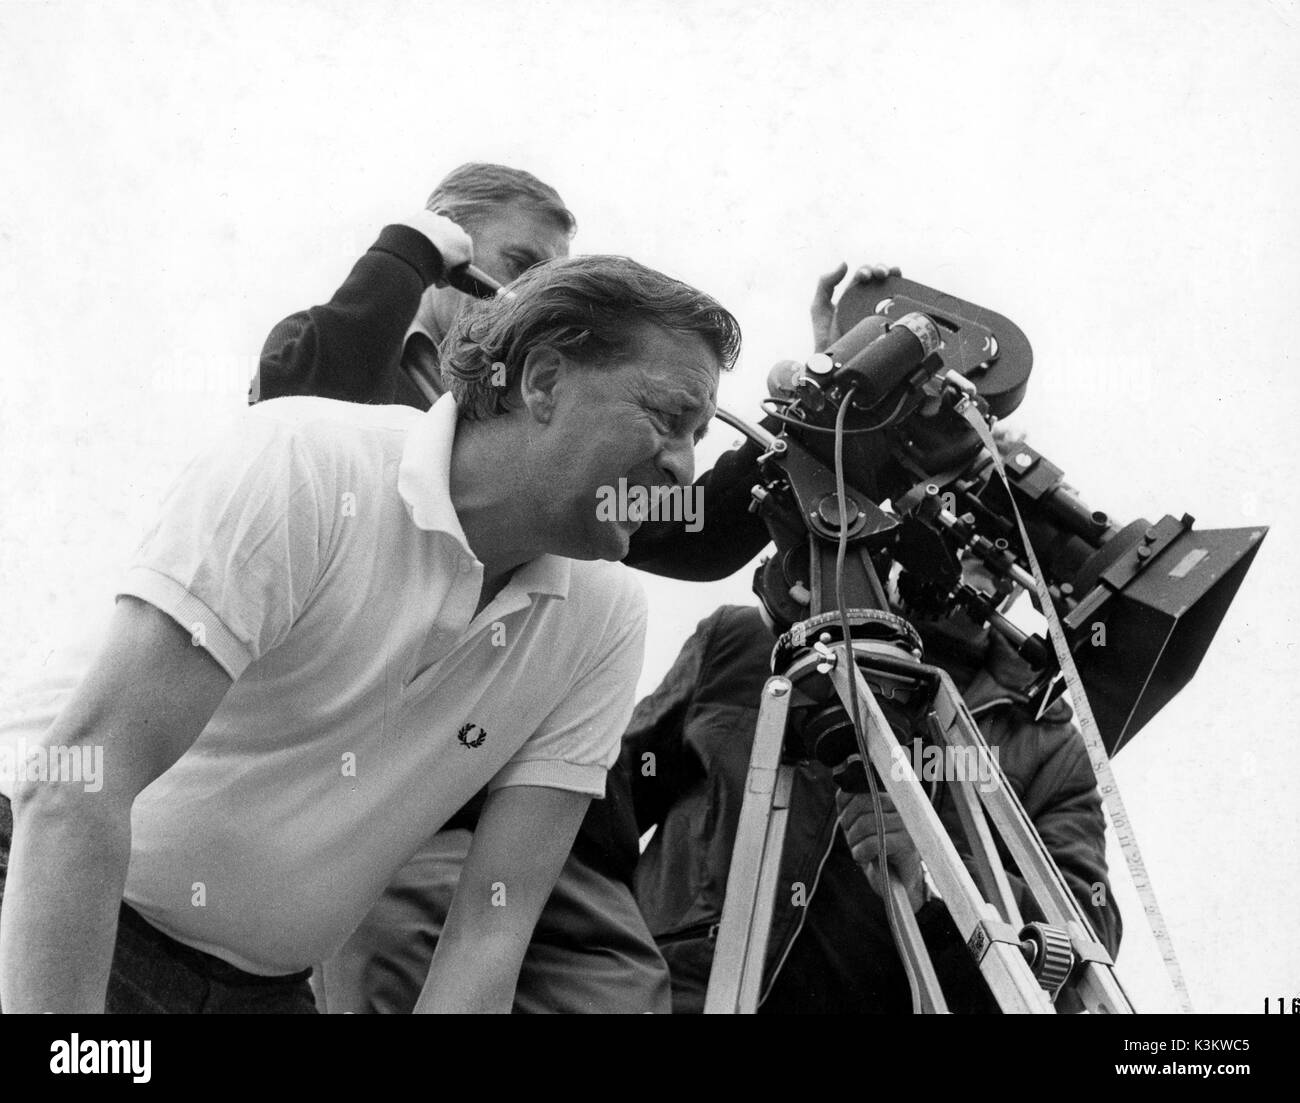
[{"xmin": 817, "ymin": 495, "xmax": 860, "ymax": 530}]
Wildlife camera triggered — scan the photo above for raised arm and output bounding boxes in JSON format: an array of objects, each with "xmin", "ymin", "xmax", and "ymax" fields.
[
  {"xmin": 252, "ymin": 212, "xmax": 471, "ymax": 406},
  {"xmin": 0, "ymin": 597, "xmax": 231, "ymax": 1012}
]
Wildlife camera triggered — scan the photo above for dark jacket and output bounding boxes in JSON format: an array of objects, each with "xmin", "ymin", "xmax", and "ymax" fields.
[{"xmin": 622, "ymin": 604, "xmax": 1122, "ymax": 1013}]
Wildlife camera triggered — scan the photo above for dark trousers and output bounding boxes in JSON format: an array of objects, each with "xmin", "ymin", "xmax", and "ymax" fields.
[{"xmin": 0, "ymin": 794, "xmax": 316, "ymax": 1013}]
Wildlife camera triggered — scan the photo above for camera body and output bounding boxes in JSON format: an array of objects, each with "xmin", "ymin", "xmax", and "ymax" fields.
[{"xmin": 747, "ymin": 276, "xmax": 1265, "ymax": 754}]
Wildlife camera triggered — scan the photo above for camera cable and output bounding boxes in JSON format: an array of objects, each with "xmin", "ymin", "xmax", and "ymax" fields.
[
  {"xmin": 832, "ymin": 385, "xmax": 925, "ymax": 1010},
  {"xmin": 955, "ymin": 399, "xmax": 1192, "ymax": 1013}
]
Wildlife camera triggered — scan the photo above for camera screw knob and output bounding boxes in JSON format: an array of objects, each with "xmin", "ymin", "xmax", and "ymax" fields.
[{"xmin": 818, "ymin": 496, "xmax": 860, "ymax": 529}]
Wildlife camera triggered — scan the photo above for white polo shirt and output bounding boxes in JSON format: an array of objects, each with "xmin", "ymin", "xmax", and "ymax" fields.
[{"xmin": 0, "ymin": 395, "xmax": 646, "ymax": 975}]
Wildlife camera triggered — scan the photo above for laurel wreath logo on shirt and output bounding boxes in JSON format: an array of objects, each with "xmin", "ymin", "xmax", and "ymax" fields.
[{"xmin": 457, "ymin": 722, "xmax": 487, "ymax": 749}]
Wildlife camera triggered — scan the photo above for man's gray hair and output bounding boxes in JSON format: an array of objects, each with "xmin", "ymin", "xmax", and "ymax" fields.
[{"xmin": 427, "ymin": 162, "xmax": 575, "ymax": 238}]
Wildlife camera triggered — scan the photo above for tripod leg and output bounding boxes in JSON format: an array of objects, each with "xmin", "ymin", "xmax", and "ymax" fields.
[
  {"xmin": 828, "ymin": 652, "xmax": 1056, "ymax": 1012},
  {"xmin": 942, "ymin": 748, "xmax": 1025, "ymax": 930},
  {"xmin": 882, "ymin": 868, "xmax": 950, "ymax": 1013},
  {"xmin": 736, "ymin": 764, "xmax": 794, "ymax": 1013},
  {"xmin": 927, "ymin": 671, "xmax": 1134, "ymax": 1013},
  {"xmin": 704, "ymin": 677, "xmax": 793, "ymax": 1014}
]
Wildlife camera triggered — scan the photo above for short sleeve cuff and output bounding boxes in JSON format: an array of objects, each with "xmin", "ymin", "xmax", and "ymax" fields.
[
  {"xmin": 487, "ymin": 760, "xmax": 607, "ymax": 798},
  {"xmin": 117, "ymin": 567, "xmax": 253, "ymax": 680}
]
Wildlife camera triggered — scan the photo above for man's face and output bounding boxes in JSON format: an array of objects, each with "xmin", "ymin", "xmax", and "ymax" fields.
[
  {"xmin": 529, "ymin": 324, "xmax": 721, "ymax": 562},
  {"xmin": 417, "ymin": 200, "xmax": 571, "ymax": 339}
]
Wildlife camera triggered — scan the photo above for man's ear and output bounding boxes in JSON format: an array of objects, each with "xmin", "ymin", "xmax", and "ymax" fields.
[{"xmin": 518, "ymin": 346, "xmax": 565, "ymax": 423}]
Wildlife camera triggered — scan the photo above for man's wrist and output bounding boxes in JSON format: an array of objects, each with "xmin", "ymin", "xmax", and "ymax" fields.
[
  {"xmin": 400, "ymin": 210, "xmax": 473, "ymax": 277},
  {"xmin": 372, "ymin": 223, "xmax": 448, "ymax": 288}
]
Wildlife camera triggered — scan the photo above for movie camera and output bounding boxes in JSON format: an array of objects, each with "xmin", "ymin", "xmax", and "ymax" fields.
[
  {"xmin": 726, "ymin": 276, "xmax": 1264, "ymax": 756},
  {"xmin": 702, "ymin": 277, "xmax": 1265, "ymax": 1013}
]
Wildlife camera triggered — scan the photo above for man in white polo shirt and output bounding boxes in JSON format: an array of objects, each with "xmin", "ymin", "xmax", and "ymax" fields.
[{"xmin": 0, "ymin": 253, "xmax": 739, "ymax": 1013}]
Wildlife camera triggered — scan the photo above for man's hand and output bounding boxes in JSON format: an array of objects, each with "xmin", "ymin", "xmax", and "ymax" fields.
[
  {"xmin": 835, "ymin": 786, "xmax": 926, "ymax": 912},
  {"xmin": 406, "ymin": 209, "xmax": 474, "ymax": 286},
  {"xmin": 811, "ymin": 261, "xmax": 902, "ymax": 353}
]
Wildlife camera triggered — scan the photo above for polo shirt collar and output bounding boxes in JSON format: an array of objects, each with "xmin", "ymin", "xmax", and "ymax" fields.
[
  {"xmin": 397, "ymin": 394, "xmax": 571, "ymax": 600},
  {"xmin": 398, "ymin": 393, "xmax": 466, "ymax": 540}
]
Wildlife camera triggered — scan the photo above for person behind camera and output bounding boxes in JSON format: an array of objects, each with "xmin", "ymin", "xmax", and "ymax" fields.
[{"xmin": 623, "ymin": 602, "xmax": 1122, "ymax": 1013}]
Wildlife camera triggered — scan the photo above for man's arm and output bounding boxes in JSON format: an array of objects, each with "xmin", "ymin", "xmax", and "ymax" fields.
[
  {"xmin": 621, "ymin": 439, "xmax": 772, "ymax": 580},
  {"xmin": 4, "ymin": 407, "xmax": 333, "ymax": 1012},
  {"xmin": 0, "ymin": 597, "xmax": 231, "ymax": 1012},
  {"xmin": 412, "ymin": 784, "xmax": 589, "ymax": 1013},
  {"xmin": 412, "ymin": 574, "xmax": 647, "ymax": 1012},
  {"xmin": 253, "ymin": 213, "xmax": 470, "ymax": 406}
]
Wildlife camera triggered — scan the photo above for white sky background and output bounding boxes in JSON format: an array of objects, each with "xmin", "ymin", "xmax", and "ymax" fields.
[{"xmin": 1, "ymin": 0, "xmax": 1297, "ymax": 1012}]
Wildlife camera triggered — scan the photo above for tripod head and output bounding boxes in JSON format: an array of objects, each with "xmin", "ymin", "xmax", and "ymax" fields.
[{"xmin": 728, "ymin": 275, "xmax": 1266, "ymax": 754}]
